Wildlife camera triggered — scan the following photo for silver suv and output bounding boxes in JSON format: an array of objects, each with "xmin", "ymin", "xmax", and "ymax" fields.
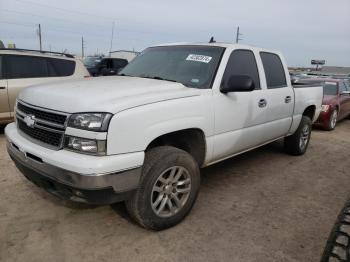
[{"xmin": 0, "ymin": 48, "xmax": 90, "ymax": 124}]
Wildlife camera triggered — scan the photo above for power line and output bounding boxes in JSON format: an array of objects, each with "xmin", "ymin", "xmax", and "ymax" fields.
[
  {"xmin": 0, "ymin": 21, "xmax": 34, "ymax": 27},
  {"xmin": 14, "ymin": 0, "xmax": 119, "ymax": 21}
]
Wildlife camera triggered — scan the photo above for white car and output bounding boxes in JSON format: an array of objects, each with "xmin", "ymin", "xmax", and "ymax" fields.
[
  {"xmin": 0, "ymin": 48, "xmax": 90, "ymax": 124},
  {"xmin": 5, "ymin": 43, "xmax": 323, "ymax": 230}
]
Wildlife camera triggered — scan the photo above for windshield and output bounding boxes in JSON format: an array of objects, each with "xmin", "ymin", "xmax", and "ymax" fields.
[
  {"xmin": 323, "ymin": 83, "xmax": 338, "ymax": 96},
  {"xmin": 119, "ymin": 45, "xmax": 225, "ymax": 89},
  {"xmin": 83, "ymin": 57, "xmax": 101, "ymax": 68}
]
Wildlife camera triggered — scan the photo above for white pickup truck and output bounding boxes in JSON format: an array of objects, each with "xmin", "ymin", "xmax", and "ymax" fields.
[{"xmin": 5, "ymin": 43, "xmax": 323, "ymax": 230}]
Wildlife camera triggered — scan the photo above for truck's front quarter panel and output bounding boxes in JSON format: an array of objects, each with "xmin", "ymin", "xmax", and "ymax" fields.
[{"xmin": 106, "ymin": 91, "xmax": 213, "ymax": 157}]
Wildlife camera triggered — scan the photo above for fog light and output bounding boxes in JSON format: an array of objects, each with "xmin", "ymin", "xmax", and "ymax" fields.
[{"xmin": 64, "ymin": 136, "xmax": 106, "ymax": 155}]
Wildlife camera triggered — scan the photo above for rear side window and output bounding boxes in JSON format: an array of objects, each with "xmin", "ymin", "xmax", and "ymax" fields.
[
  {"xmin": 260, "ymin": 52, "xmax": 287, "ymax": 89},
  {"xmin": 47, "ymin": 58, "xmax": 75, "ymax": 77},
  {"xmin": 6, "ymin": 55, "xmax": 48, "ymax": 79},
  {"xmin": 222, "ymin": 49, "xmax": 260, "ymax": 89},
  {"xmin": 113, "ymin": 59, "xmax": 128, "ymax": 68}
]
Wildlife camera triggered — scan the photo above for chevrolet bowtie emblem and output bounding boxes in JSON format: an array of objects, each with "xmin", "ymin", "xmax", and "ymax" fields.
[{"xmin": 23, "ymin": 114, "xmax": 36, "ymax": 128}]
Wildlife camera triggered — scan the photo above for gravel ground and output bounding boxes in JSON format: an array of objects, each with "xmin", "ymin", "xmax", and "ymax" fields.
[{"xmin": 0, "ymin": 121, "xmax": 350, "ymax": 262}]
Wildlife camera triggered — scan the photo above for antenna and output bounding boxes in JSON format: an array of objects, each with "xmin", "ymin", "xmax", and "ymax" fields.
[{"xmin": 209, "ymin": 36, "xmax": 216, "ymax": 43}]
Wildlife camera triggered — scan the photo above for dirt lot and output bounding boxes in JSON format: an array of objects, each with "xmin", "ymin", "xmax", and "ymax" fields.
[{"xmin": 0, "ymin": 121, "xmax": 350, "ymax": 262}]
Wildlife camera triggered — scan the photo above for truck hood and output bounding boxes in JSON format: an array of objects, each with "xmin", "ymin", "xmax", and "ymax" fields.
[{"xmin": 18, "ymin": 76, "xmax": 200, "ymax": 113}]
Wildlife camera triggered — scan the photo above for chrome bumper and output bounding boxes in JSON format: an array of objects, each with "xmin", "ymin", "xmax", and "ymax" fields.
[{"xmin": 7, "ymin": 140, "xmax": 142, "ymax": 193}]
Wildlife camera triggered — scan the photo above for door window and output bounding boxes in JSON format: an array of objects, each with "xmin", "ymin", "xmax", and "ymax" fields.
[
  {"xmin": 222, "ymin": 49, "xmax": 260, "ymax": 89},
  {"xmin": 5, "ymin": 55, "xmax": 48, "ymax": 79},
  {"xmin": 5, "ymin": 55, "xmax": 75, "ymax": 79},
  {"xmin": 260, "ymin": 52, "xmax": 287, "ymax": 89}
]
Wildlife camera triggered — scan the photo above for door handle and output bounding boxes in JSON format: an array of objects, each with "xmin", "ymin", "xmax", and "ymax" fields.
[
  {"xmin": 258, "ymin": 99, "xmax": 267, "ymax": 108},
  {"xmin": 285, "ymin": 96, "xmax": 292, "ymax": 103},
  {"xmin": 0, "ymin": 86, "xmax": 6, "ymax": 90}
]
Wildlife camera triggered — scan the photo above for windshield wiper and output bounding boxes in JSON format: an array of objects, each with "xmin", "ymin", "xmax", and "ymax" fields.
[
  {"xmin": 138, "ymin": 75, "xmax": 178, "ymax": 83},
  {"xmin": 118, "ymin": 73, "xmax": 134, "ymax": 77}
]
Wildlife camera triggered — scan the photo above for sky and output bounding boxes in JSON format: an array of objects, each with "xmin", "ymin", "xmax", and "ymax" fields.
[{"xmin": 0, "ymin": 0, "xmax": 349, "ymax": 67}]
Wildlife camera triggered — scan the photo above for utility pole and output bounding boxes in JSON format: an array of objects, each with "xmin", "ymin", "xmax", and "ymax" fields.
[
  {"xmin": 235, "ymin": 26, "xmax": 243, "ymax": 43},
  {"xmin": 38, "ymin": 24, "xmax": 42, "ymax": 50},
  {"xmin": 109, "ymin": 21, "xmax": 115, "ymax": 57},
  {"xmin": 81, "ymin": 36, "xmax": 85, "ymax": 58}
]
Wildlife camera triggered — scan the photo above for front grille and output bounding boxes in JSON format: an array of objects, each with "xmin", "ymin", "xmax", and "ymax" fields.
[
  {"xmin": 17, "ymin": 102, "xmax": 67, "ymax": 125},
  {"xmin": 17, "ymin": 119, "xmax": 63, "ymax": 147},
  {"xmin": 16, "ymin": 101, "xmax": 68, "ymax": 149}
]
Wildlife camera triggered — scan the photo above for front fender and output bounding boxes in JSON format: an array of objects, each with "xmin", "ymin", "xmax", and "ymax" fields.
[{"xmin": 106, "ymin": 94, "xmax": 213, "ymax": 155}]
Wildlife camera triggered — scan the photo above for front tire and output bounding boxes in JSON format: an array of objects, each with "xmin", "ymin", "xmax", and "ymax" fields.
[
  {"xmin": 325, "ymin": 110, "xmax": 338, "ymax": 131},
  {"xmin": 284, "ymin": 116, "xmax": 312, "ymax": 156},
  {"xmin": 126, "ymin": 146, "xmax": 200, "ymax": 230}
]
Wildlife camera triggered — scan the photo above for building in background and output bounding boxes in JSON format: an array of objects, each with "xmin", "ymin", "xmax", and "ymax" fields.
[
  {"xmin": 321, "ymin": 66, "xmax": 350, "ymax": 75},
  {"xmin": 109, "ymin": 50, "xmax": 139, "ymax": 62}
]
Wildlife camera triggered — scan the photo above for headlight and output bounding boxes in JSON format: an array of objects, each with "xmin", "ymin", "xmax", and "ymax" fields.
[
  {"xmin": 68, "ymin": 113, "xmax": 112, "ymax": 131},
  {"xmin": 321, "ymin": 105, "xmax": 330, "ymax": 112},
  {"xmin": 64, "ymin": 136, "xmax": 106, "ymax": 155}
]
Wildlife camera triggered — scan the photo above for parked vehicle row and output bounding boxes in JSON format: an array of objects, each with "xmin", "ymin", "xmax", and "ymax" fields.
[
  {"xmin": 292, "ymin": 73, "xmax": 350, "ymax": 130},
  {"xmin": 0, "ymin": 48, "xmax": 90, "ymax": 124},
  {"xmin": 83, "ymin": 56, "xmax": 128, "ymax": 76},
  {"xmin": 5, "ymin": 42, "xmax": 323, "ymax": 230}
]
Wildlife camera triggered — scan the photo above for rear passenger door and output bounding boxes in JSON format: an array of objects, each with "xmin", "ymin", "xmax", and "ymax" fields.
[
  {"xmin": 259, "ymin": 52, "xmax": 294, "ymax": 141},
  {"xmin": 0, "ymin": 55, "xmax": 10, "ymax": 121}
]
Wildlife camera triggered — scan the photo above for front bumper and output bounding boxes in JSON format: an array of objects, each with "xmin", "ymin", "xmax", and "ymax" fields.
[
  {"xmin": 314, "ymin": 110, "xmax": 331, "ymax": 129},
  {"xmin": 5, "ymin": 123, "xmax": 144, "ymax": 204}
]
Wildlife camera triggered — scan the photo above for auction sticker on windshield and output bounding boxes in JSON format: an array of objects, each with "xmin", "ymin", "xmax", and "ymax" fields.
[{"xmin": 186, "ymin": 54, "xmax": 212, "ymax": 63}]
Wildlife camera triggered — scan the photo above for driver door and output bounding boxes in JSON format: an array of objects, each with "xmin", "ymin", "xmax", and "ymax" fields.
[{"xmin": 212, "ymin": 49, "xmax": 267, "ymax": 162}]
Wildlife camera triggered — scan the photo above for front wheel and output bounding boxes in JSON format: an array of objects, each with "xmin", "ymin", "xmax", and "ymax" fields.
[
  {"xmin": 325, "ymin": 110, "xmax": 338, "ymax": 131},
  {"xmin": 125, "ymin": 146, "xmax": 200, "ymax": 230},
  {"xmin": 284, "ymin": 116, "xmax": 312, "ymax": 156}
]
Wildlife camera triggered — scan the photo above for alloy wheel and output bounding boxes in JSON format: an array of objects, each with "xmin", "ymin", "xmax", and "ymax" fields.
[
  {"xmin": 151, "ymin": 166, "xmax": 191, "ymax": 218},
  {"xmin": 299, "ymin": 125, "xmax": 310, "ymax": 151}
]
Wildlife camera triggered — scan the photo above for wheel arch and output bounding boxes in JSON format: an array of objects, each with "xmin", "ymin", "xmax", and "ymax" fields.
[
  {"xmin": 303, "ymin": 105, "xmax": 316, "ymax": 121},
  {"xmin": 146, "ymin": 128, "xmax": 207, "ymax": 167}
]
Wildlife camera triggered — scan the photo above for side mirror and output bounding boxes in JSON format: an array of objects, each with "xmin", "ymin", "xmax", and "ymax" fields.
[
  {"xmin": 220, "ymin": 75, "xmax": 255, "ymax": 93},
  {"xmin": 341, "ymin": 91, "xmax": 350, "ymax": 96}
]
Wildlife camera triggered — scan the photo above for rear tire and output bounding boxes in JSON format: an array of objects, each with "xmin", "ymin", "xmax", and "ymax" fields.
[
  {"xmin": 284, "ymin": 116, "xmax": 312, "ymax": 156},
  {"xmin": 125, "ymin": 146, "xmax": 200, "ymax": 230}
]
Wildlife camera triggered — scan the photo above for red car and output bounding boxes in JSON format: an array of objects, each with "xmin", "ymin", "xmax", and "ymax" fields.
[{"xmin": 312, "ymin": 79, "xmax": 350, "ymax": 130}]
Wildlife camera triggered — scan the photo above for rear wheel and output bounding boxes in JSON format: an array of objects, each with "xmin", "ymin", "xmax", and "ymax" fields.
[
  {"xmin": 284, "ymin": 116, "xmax": 312, "ymax": 156},
  {"xmin": 125, "ymin": 146, "xmax": 200, "ymax": 230},
  {"xmin": 325, "ymin": 110, "xmax": 338, "ymax": 131}
]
